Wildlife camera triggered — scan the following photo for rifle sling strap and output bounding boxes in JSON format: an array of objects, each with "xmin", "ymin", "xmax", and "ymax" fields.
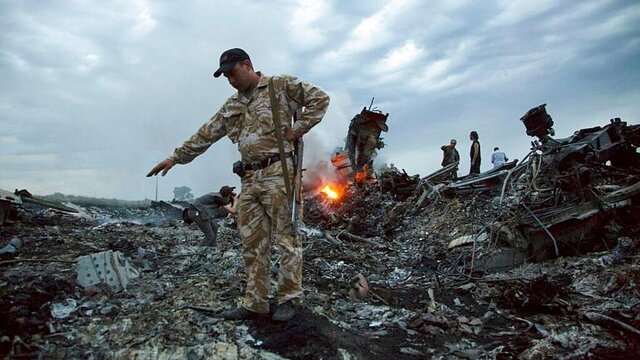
[{"xmin": 268, "ymin": 77, "xmax": 293, "ymax": 206}]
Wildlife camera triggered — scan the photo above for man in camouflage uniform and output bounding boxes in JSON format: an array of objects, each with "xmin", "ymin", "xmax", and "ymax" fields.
[
  {"xmin": 440, "ymin": 139, "xmax": 460, "ymax": 179},
  {"xmin": 147, "ymin": 48, "xmax": 329, "ymax": 322}
]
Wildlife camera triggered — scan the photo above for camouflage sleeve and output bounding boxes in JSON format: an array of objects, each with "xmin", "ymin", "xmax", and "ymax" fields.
[
  {"xmin": 169, "ymin": 107, "xmax": 228, "ymax": 164},
  {"xmin": 282, "ymin": 75, "xmax": 330, "ymax": 138}
]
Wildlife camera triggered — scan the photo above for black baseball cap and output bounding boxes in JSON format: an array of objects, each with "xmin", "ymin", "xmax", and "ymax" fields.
[
  {"xmin": 213, "ymin": 48, "xmax": 250, "ymax": 78},
  {"xmin": 219, "ymin": 185, "xmax": 236, "ymax": 197}
]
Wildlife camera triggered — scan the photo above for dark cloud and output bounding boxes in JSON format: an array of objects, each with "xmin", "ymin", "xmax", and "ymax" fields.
[{"xmin": 1, "ymin": 0, "xmax": 638, "ymax": 199}]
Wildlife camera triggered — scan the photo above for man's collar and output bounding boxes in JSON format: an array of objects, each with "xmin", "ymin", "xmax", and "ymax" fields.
[{"xmin": 256, "ymin": 72, "xmax": 269, "ymax": 88}]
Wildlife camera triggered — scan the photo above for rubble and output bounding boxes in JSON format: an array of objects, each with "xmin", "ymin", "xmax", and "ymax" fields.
[
  {"xmin": 0, "ymin": 237, "xmax": 22, "ymax": 257},
  {"xmin": 416, "ymin": 107, "xmax": 640, "ymax": 271},
  {"xmin": 1, "ymin": 108, "xmax": 639, "ymax": 358},
  {"xmin": 0, "ymin": 189, "xmax": 22, "ymax": 226}
]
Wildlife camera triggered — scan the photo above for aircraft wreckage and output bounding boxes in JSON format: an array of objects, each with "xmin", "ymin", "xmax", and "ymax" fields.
[
  {"xmin": 416, "ymin": 104, "xmax": 640, "ymax": 271},
  {"xmin": 1, "ymin": 103, "xmax": 639, "ymax": 358},
  {"xmin": 306, "ymin": 102, "xmax": 639, "ymax": 274}
]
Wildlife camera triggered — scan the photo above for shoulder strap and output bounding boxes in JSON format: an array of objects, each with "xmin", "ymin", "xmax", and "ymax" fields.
[{"xmin": 268, "ymin": 77, "xmax": 293, "ymax": 206}]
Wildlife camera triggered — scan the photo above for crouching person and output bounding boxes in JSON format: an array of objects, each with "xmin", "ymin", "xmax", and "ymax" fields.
[{"xmin": 182, "ymin": 185, "xmax": 238, "ymax": 247}]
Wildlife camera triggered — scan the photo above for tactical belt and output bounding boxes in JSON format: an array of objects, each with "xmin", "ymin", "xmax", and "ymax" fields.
[{"xmin": 243, "ymin": 152, "xmax": 293, "ymax": 172}]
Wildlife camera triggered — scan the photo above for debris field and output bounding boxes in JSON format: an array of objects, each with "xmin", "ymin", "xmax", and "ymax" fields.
[{"xmin": 1, "ymin": 110, "xmax": 640, "ymax": 359}]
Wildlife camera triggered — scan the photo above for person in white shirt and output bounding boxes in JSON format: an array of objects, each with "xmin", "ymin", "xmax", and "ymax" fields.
[{"xmin": 491, "ymin": 147, "xmax": 508, "ymax": 168}]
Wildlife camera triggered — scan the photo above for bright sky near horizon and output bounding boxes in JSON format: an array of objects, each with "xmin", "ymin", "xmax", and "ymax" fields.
[{"xmin": 1, "ymin": 0, "xmax": 639, "ymax": 200}]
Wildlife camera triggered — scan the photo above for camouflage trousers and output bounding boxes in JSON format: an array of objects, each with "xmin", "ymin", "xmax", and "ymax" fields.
[{"xmin": 238, "ymin": 159, "xmax": 302, "ymax": 314}]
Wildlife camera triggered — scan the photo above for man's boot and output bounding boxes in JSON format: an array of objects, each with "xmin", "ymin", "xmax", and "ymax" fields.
[{"xmin": 272, "ymin": 301, "xmax": 297, "ymax": 322}]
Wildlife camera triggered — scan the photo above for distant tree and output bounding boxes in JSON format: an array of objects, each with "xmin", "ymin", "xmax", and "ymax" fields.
[{"xmin": 173, "ymin": 186, "xmax": 194, "ymax": 202}]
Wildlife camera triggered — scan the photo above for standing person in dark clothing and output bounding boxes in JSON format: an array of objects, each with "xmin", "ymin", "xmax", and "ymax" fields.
[
  {"xmin": 440, "ymin": 139, "xmax": 460, "ymax": 178},
  {"xmin": 469, "ymin": 131, "xmax": 481, "ymax": 175},
  {"xmin": 182, "ymin": 185, "xmax": 238, "ymax": 247}
]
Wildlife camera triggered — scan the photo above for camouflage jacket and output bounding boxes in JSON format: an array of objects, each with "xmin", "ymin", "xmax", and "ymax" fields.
[
  {"xmin": 441, "ymin": 145, "xmax": 460, "ymax": 167},
  {"xmin": 170, "ymin": 73, "xmax": 330, "ymax": 164}
]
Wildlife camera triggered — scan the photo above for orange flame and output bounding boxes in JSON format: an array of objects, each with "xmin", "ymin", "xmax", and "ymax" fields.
[{"xmin": 320, "ymin": 183, "xmax": 342, "ymax": 201}]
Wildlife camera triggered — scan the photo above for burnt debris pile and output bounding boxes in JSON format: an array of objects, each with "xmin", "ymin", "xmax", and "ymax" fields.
[{"xmin": 1, "ymin": 106, "xmax": 640, "ymax": 358}]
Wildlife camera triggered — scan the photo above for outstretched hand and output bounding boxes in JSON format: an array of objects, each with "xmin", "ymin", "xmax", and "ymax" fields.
[{"xmin": 147, "ymin": 158, "xmax": 175, "ymax": 177}]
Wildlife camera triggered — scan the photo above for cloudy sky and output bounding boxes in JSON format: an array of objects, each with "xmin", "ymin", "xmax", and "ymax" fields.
[{"xmin": 1, "ymin": 0, "xmax": 639, "ymax": 200}]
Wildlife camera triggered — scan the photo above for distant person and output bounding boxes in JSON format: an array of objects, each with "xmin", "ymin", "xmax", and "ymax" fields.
[
  {"xmin": 491, "ymin": 147, "xmax": 509, "ymax": 168},
  {"xmin": 469, "ymin": 131, "xmax": 481, "ymax": 175},
  {"xmin": 440, "ymin": 139, "xmax": 460, "ymax": 178},
  {"xmin": 182, "ymin": 185, "xmax": 238, "ymax": 247}
]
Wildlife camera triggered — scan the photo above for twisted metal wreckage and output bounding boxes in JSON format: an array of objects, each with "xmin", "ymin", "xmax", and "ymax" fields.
[
  {"xmin": 0, "ymin": 189, "xmax": 78, "ymax": 227},
  {"xmin": 332, "ymin": 103, "xmax": 389, "ymax": 185},
  {"xmin": 418, "ymin": 104, "xmax": 640, "ymax": 271},
  {"xmin": 312, "ymin": 102, "xmax": 639, "ymax": 273},
  {"xmin": 3, "ymin": 102, "xmax": 638, "ymax": 273}
]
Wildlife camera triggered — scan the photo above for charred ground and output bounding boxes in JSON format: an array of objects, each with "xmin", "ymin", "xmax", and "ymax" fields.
[{"xmin": 1, "ymin": 182, "xmax": 639, "ymax": 358}]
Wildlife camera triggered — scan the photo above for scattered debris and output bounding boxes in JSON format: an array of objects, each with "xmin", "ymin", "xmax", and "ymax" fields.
[
  {"xmin": 0, "ymin": 106, "xmax": 638, "ymax": 358},
  {"xmin": 76, "ymin": 250, "xmax": 140, "ymax": 292},
  {"xmin": 0, "ymin": 237, "xmax": 22, "ymax": 257},
  {"xmin": 0, "ymin": 189, "xmax": 22, "ymax": 226}
]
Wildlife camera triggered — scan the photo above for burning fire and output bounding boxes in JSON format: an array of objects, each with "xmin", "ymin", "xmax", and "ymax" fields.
[{"xmin": 320, "ymin": 183, "xmax": 342, "ymax": 201}]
